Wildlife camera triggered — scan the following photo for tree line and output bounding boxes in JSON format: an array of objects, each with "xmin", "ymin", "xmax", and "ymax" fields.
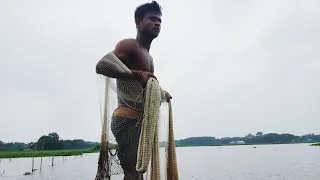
[
  {"xmin": 174, "ymin": 132, "xmax": 320, "ymax": 147},
  {"xmin": 1, "ymin": 132, "xmax": 319, "ymax": 151},
  {"xmin": 0, "ymin": 132, "xmax": 98, "ymax": 151}
]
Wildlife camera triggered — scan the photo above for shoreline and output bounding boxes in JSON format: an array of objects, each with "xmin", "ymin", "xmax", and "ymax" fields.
[
  {"xmin": 0, "ymin": 149, "xmax": 98, "ymax": 159},
  {"xmin": 175, "ymin": 142, "xmax": 313, "ymax": 147},
  {"xmin": 1, "ymin": 142, "xmax": 316, "ymax": 159},
  {"xmin": 311, "ymin": 143, "xmax": 320, "ymax": 146}
]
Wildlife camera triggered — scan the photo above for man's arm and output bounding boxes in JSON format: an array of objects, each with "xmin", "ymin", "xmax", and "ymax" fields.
[{"xmin": 96, "ymin": 39, "xmax": 141, "ymax": 80}]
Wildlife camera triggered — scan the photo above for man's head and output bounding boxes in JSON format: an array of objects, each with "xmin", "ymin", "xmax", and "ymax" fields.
[{"xmin": 135, "ymin": 1, "xmax": 162, "ymax": 39}]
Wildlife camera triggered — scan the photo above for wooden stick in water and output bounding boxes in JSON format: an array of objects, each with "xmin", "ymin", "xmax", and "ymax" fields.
[
  {"xmin": 31, "ymin": 157, "xmax": 35, "ymax": 173},
  {"xmin": 52, "ymin": 156, "xmax": 54, "ymax": 167}
]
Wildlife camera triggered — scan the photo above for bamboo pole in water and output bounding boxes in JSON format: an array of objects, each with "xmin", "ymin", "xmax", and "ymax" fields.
[
  {"xmin": 40, "ymin": 157, "xmax": 43, "ymax": 171},
  {"xmin": 52, "ymin": 156, "xmax": 54, "ymax": 167},
  {"xmin": 40, "ymin": 143, "xmax": 44, "ymax": 171},
  {"xmin": 32, "ymin": 157, "xmax": 34, "ymax": 172}
]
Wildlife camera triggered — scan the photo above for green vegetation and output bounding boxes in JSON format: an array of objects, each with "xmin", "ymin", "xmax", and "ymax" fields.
[
  {"xmin": 0, "ymin": 132, "xmax": 319, "ymax": 159},
  {"xmin": 0, "ymin": 148, "xmax": 97, "ymax": 159},
  {"xmin": 0, "ymin": 134, "xmax": 118, "ymax": 159},
  {"xmin": 0, "ymin": 132, "xmax": 101, "ymax": 159},
  {"xmin": 174, "ymin": 132, "xmax": 319, "ymax": 147},
  {"xmin": 0, "ymin": 132, "xmax": 99, "ymax": 152},
  {"xmin": 311, "ymin": 143, "xmax": 320, "ymax": 146}
]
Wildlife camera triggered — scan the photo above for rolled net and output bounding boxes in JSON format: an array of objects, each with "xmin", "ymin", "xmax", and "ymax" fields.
[{"xmin": 94, "ymin": 73, "xmax": 178, "ymax": 180}]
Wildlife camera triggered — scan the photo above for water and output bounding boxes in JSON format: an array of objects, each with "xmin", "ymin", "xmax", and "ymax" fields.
[{"xmin": 0, "ymin": 144, "xmax": 319, "ymax": 180}]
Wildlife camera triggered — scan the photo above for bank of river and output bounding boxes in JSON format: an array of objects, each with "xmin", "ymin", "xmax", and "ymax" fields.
[
  {"xmin": 1, "ymin": 142, "xmax": 317, "ymax": 159},
  {"xmin": 0, "ymin": 149, "xmax": 97, "ymax": 159}
]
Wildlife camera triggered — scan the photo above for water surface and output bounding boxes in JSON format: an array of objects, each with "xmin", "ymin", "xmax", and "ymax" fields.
[{"xmin": 0, "ymin": 144, "xmax": 319, "ymax": 180}]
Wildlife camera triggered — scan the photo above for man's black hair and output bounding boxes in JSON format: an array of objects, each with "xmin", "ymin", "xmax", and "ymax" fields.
[{"xmin": 134, "ymin": 1, "xmax": 162, "ymax": 20}]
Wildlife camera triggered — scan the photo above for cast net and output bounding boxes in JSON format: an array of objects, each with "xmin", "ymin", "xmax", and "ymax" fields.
[{"xmin": 94, "ymin": 69, "xmax": 178, "ymax": 180}]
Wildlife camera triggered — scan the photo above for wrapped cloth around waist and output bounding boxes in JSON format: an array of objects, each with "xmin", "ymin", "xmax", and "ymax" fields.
[{"xmin": 113, "ymin": 108, "xmax": 141, "ymax": 121}]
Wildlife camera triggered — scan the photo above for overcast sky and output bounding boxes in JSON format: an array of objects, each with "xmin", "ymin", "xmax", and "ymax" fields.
[{"xmin": 1, "ymin": 0, "xmax": 319, "ymax": 143}]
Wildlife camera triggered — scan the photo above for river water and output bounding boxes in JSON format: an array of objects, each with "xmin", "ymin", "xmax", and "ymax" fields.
[{"xmin": 0, "ymin": 144, "xmax": 319, "ymax": 180}]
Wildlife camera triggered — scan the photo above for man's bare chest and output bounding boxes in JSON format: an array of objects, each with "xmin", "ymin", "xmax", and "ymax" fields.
[{"xmin": 132, "ymin": 50, "xmax": 153, "ymax": 72}]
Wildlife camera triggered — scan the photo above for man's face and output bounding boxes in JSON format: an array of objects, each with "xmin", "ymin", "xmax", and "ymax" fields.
[{"xmin": 138, "ymin": 11, "xmax": 162, "ymax": 38}]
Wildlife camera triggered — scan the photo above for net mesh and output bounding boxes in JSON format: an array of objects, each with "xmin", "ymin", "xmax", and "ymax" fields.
[{"xmin": 94, "ymin": 73, "xmax": 175, "ymax": 180}]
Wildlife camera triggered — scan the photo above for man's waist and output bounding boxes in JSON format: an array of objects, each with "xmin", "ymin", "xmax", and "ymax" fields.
[{"xmin": 113, "ymin": 107, "xmax": 142, "ymax": 120}]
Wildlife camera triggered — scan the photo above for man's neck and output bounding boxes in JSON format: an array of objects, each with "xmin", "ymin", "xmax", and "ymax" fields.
[{"xmin": 136, "ymin": 33, "xmax": 153, "ymax": 51}]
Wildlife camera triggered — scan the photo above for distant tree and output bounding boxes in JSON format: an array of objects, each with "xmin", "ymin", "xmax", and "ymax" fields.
[
  {"xmin": 0, "ymin": 141, "xmax": 4, "ymax": 150},
  {"xmin": 48, "ymin": 132, "xmax": 59, "ymax": 141},
  {"xmin": 262, "ymin": 133, "xmax": 281, "ymax": 143},
  {"xmin": 27, "ymin": 142, "xmax": 37, "ymax": 150},
  {"xmin": 279, "ymin": 133, "xmax": 295, "ymax": 143},
  {"xmin": 245, "ymin": 133, "xmax": 255, "ymax": 139},
  {"xmin": 37, "ymin": 132, "xmax": 62, "ymax": 150},
  {"xmin": 3, "ymin": 131, "xmax": 319, "ymax": 152}
]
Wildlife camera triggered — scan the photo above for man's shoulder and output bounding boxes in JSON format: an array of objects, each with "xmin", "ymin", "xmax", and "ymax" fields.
[
  {"xmin": 113, "ymin": 38, "xmax": 139, "ymax": 62},
  {"xmin": 115, "ymin": 38, "xmax": 139, "ymax": 52},
  {"xmin": 118, "ymin": 38, "xmax": 137, "ymax": 44}
]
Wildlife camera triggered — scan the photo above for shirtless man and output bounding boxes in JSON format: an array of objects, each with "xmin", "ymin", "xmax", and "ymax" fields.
[{"xmin": 96, "ymin": 1, "xmax": 171, "ymax": 179}]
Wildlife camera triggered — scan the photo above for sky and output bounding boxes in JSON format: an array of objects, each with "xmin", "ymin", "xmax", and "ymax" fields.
[{"xmin": 1, "ymin": 0, "xmax": 319, "ymax": 143}]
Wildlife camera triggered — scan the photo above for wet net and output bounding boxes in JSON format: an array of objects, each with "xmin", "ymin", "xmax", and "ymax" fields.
[{"xmin": 94, "ymin": 52, "xmax": 178, "ymax": 180}]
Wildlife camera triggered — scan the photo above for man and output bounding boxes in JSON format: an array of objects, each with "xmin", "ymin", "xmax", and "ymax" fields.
[{"xmin": 96, "ymin": 1, "xmax": 171, "ymax": 179}]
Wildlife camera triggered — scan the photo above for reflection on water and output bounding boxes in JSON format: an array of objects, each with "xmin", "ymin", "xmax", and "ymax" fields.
[{"xmin": 0, "ymin": 144, "xmax": 319, "ymax": 180}]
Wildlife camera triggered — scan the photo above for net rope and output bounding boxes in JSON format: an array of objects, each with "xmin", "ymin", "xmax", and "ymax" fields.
[{"xmin": 136, "ymin": 78, "xmax": 161, "ymax": 175}]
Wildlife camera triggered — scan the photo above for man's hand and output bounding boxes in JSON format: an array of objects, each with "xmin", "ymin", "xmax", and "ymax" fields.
[{"xmin": 137, "ymin": 71, "xmax": 157, "ymax": 88}]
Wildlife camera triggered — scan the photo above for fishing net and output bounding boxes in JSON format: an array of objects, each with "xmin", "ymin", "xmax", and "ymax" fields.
[{"xmin": 94, "ymin": 52, "xmax": 178, "ymax": 180}]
